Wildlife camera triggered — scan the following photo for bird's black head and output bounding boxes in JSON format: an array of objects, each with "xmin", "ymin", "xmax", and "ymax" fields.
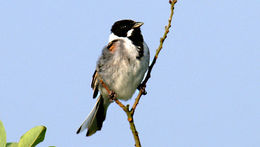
[{"xmin": 111, "ymin": 19, "xmax": 144, "ymax": 43}]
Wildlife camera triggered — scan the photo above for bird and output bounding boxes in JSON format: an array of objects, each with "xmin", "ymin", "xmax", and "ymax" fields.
[{"xmin": 76, "ymin": 19, "xmax": 150, "ymax": 136}]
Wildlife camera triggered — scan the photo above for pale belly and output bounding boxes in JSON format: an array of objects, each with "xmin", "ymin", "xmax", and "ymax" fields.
[{"xmin": 100, "ymin": 59, "xmax": 146, "ymax": 100}]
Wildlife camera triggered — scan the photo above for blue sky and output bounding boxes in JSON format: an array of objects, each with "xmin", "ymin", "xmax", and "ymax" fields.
[{"xmin": 0, "ymin": 0, "xmax": 259, "ymax": 147}]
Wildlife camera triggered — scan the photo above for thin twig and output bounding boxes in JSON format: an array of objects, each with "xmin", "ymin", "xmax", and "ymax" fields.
[
  {"xmin": 128, "ymin": 1, "xmax": 177, "ymax": 146},
  {"xmin": 131, "ymin": 0, "xmax": 177, "ymax": 114},
  {"xmin": 98, "ymin": 78, "xmax": 141, "ymax": 146},
  {"xmin": 98, "ymin": 1, "xmax": 177, "ymax": 146},
  {"xmin": 130, "ymin": 89, "xmax": 143, "ymax": 115}
]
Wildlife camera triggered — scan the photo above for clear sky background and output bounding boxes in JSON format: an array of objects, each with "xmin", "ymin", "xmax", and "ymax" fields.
[{"xmin": 0, "ymin": 0, "xmax": 259, "ymax": 147}]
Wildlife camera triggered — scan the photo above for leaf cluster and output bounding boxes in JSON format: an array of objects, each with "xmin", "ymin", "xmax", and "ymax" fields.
[{"xmin": 0, "ymin": 120, "xmax": 54, "ymax": 147}]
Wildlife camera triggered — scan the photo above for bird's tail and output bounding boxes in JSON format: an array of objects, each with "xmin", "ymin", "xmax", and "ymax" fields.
[{"xmin": 76, "ymin": 95, "xmax": 110, "ymax": 136}]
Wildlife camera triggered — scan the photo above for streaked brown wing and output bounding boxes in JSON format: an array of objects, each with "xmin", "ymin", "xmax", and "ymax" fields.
[
  {"xmin": 107, "ymin": 39, "xmax": 120, "ymax": 53},
  {"xmin": 91, "ymin": 40, "xmax": 120, "ymax": 98},
  {"xmin": 91, "ymin": 70, "xmax": 99, "ymax": 98}
]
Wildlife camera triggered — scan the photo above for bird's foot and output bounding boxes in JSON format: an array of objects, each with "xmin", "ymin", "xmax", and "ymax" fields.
[
  {"xmin": 137, "ymin": 83, "xmax": 147, "ymax": 95},
  {"xmin": 109, "ymin": 91, "xmax": 116, "ymax": 102}
]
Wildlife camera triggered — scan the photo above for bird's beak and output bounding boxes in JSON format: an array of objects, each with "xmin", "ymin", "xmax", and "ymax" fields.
[{"xmin": 133, "ymin": 22, "xmax": 144, "ymax": 28}]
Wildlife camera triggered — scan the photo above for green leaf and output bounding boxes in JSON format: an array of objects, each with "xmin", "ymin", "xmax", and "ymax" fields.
[
  {"xmin": 6, "ymin": 142, "xmax": 18, "ymax": 147},
  {"xmin": 18, "ymin": 126, "xmax": 46, "ymax": 147},
  {"xmin": 0, "ymin": 120, "xmax": 6, "ymax": 147}
]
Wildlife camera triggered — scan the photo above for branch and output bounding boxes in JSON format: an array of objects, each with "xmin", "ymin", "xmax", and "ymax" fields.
[
  {"xmin": 99, "ymin": 79, "xmax": 141, "ymax": 146},
  {"xmin": 131, "ymin": 0, "xmax": 177, "ymax": 116},
  {"xmin": 99, "ymin": 1, "xmax": 177, "ymax": 146}
]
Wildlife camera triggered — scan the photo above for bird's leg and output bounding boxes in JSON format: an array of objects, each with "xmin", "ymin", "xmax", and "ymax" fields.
[
  {"xmin": 109, "ymin": 91, "xmax": 116, "ymax": 102},
  {"xmin": 137, "ymin": 83, "xmax": 147, "ymax": 95}
]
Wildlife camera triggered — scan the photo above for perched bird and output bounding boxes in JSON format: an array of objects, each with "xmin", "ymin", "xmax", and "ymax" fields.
[{"xmin": 76, "ymin": 19, "xmax": 150, "ymax": 136}]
